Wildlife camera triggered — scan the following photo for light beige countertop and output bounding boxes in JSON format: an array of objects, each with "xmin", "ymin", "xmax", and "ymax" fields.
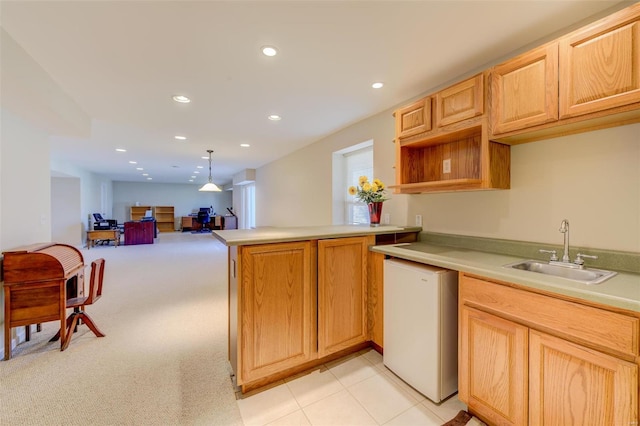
[
  {"xmin": 212, "ymin": 225, "xmax": 420, "ymax": 246},
  {"xmin": 372, "ymin": 242, "xmax": 640, "ymax": 313}
]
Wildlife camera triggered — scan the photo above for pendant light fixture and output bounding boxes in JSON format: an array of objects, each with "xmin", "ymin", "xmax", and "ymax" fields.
[{"xmin": 199, "ymin": 150, "xmax": 221, "ymax": 192}]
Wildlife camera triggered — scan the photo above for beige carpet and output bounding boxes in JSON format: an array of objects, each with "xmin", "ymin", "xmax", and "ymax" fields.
[{"xmin": 1, "ymin": 232, "xmax": 243, "ymax": 425}]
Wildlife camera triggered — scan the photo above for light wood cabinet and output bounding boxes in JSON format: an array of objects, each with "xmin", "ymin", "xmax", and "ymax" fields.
[
  {"xmin": 238, "ymin": 241, "xmax": 316, "ymax": 385},
  {"xmin": 394, "ymin": 72, "xmax": 510, "ymax": 194},
  {"xmin": 394, "ymin": 97, "xmax": 432, "ymax": 141},
  {"xmin": 436, "ymin": 74, "xmax": 484, "ymax": 127},
  {"xmin": 153, "ymin": 206, "xmax": 174, "ymax": 232},
  {"xmin": 459, "ymin": 306, "xmax": 528, "ymax": 426},
  {"xmin": 317, "ymin": 236, "xmax": 370, "ymax": 358},
  {"xmin": 367, "ymin": 250, "xmax": 385, "ymax": 349},
  {"xmin": 529, "ymin": 330, "xmax": 638, "ymax": 425},
  {"xmin": 490, "ymin": 43, "xmax": 559, "ymax": 134},
  {"xmin": 490, "ymin": 3, "xmax": 640, "ymax": 142},
  {"xmin": 459, "ymin": 273, "xmax": 639, "ymax": 426},
  {"xmin": 559, "ymin": 5, "xmax": 640, "ymax": 119}
]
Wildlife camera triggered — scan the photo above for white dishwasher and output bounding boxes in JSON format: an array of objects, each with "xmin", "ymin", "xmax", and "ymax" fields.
[{"xmin": 383, "ymin": 258, "xmax": 458, "ymax": 403}]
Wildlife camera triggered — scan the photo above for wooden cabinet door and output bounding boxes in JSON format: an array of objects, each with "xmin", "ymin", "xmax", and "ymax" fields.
[
  {"xmin": 395, "ymin": 97, "xmax": 432, "ymax": 140},
  {"xmin": 529, "ymin": 330, "xmax": 638, "ymax": 425},
  {"xmin": 318, "ymin": 236, "xmax": 369, "ymax": 358},
  {"xmin": 490, "ymin": 43, "xmax": 559, "ymax": 134},
  {"xmin": 367, "ymin": 250, "xmax": 384, "ymax": 349},
  {"xmin": 459, "ymin": 306, "xmax": 529, "ymax": 426},
  {"xmin": 559, "ymin": 5, "xmax": 640, "ymax": 119},
  {"xmin": 435, "ymin": 74, "xmax": 484, "ymax": 127},
  {"xmin": 239, "ymin": 241, "xmax": 316, "ymax": 385}
]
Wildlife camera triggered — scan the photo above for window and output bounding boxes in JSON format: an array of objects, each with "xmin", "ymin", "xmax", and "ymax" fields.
[{"xmin": 332, "ymin": 141, "xmax": 373, "ymax": 224}]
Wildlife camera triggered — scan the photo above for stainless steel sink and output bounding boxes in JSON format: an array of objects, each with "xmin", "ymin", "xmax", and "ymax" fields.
[{"xmin": 503, "ymin": 260, "xmax": 617, "ymax": 285}]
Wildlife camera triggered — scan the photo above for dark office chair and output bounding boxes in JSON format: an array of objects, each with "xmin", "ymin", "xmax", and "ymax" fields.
[{"xmin": 196, "ymin": 210, "xmax": 211, "ymax": 232}]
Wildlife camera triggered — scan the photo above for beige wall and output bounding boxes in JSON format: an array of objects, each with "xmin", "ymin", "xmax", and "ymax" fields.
[
  {"xmin": 256, "ymin": 108, "xmax": 639, "ymax": 252},
  {"xmin": 256, "ymin": 107, "xmax": 408, "ymax": 228},
  {"xmin": 409, "ymin": 123, "xmax": 640, "ymax": 252}
]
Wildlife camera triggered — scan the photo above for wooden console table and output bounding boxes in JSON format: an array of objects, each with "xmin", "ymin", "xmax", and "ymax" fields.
[{"xmin": 87, "ymin": 229, "xmax": 120, "ymax": 249}]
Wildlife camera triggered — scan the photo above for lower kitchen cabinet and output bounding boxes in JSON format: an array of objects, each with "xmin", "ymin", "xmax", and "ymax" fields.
[
  {"xmin": 459, "ymin": 306, "xmax": 528, "ymax": 425},
  {"xmin": 459, "ymin": 273, "xmax": 639, "ymax": 426},
  {"xmin": 529, "ymin": 330, "xmax": 637, "ymax": 425},
  {"xmin": 238, "ymin": 241, "xmax": 316, "ymax": 385},
  {"xmin": 231, "ymin": 235, "xmax": 373, "ymax": 392},
  {"xmin": 317, "ymin": 236, "xmax": 371, "ymax": 358}
]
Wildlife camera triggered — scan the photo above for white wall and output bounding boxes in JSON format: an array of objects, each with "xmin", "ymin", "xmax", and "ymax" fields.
[
  {"xmin": 0, "ymin": 110, "xmax": 52, "ymax": 249},
  {"xmin": 113, "ymin": 181, "xmax": 233, "ymax": 229},
  {"xmin": 51, "ymin": 177, "xmax": 82, "ymax": 245},
  {"xmin": 50, "ymin": 159, "xmax": 114, "ymax": 243}
]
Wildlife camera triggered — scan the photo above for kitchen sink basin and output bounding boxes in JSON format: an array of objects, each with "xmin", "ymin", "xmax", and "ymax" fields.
[{"xmin": 503, "ymin": 260, "xmax": 617, "ymax": 285}]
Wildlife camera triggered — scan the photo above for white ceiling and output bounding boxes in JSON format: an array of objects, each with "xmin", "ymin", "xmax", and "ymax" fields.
[{"xmin": 0, "ymin": 0, "xmax": 626, "ymax": 186}]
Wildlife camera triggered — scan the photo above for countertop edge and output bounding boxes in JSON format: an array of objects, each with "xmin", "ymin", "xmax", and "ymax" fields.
[{"xmin": 212, "ymin": 225, "xmax": 421, "ymax": 246}]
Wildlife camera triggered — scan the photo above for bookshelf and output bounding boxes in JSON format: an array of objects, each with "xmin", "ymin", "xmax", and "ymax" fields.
[
  {"xmin": 130, "ymin": 206, "xmax": 152, "ymax": 221},
  {"xmin": 153, "ymin": 206, "xmax": 175, "ymax": 232}
]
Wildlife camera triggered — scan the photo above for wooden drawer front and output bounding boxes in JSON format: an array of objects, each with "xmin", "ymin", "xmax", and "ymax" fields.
[
  {"xmin": 559, "ymin": 9, "xmax": 640, "ymax": 119},
  {"xmin": 436, "ymin": 74, "xmax": 484, "ymax": 127},
  {"xmin": 395, "ymin": 97, "xmax": 432, "ymax": 139},
  {"xmin": 9, "ymin": 283, "xmax": 62, "ymax": 325},
  {"xmin": 460, "ymin": 274, "xmax": 639, "ymax": 357}
]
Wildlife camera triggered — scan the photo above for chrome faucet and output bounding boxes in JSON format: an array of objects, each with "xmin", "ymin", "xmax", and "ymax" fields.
[{"xmin": 559, "ymin": 219, "xmax": 570, "ymax": 263}]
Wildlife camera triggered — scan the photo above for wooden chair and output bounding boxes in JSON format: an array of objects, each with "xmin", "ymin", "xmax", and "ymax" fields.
[{"xmin": 52, "ymin": 258, "xmax": 106, "ymax": 350}]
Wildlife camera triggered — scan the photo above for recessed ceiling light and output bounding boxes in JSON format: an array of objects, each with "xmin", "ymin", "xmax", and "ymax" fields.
[
  {"xmin": 191, "ymin": 176, "xmax": 196, "ymax": 179},
  {"xmin": 142, "ymin": 173, "xmax": 149, "ymax": 176},
  {"xmin": 129, "ymin": 161, "xmax": 137, "ymax": 164},
  {"xmin": 146, "ymin": 177, "xmax": 153, "ymax": 180},
  {"xmin": 268, "ymin": 114, "xmax": 282, "ymax": 121},
  {"xmin": 189, "ymin": 179, "xmax": 194, "ymax": 182},
  {"xmin": 194, "ymin": 171, "xmax": 200, "ymax": 174},
  {"xmin": 372, "ymin": 82, "xmax": 384, "ymax": 89},
  {"xmin": 174, "ymin": 135, "xmax": 187, "ymax": 140},
  {"xmin": 201, "ymin": 156, "xmax": 209, "ymax": 160},
  {"xmin": 136, "ymin": 167, "xmax": 143, "ymax": 171},
  {"xmin": 196, "ymin": 166, "xmax": 203, "ymax": 169},
  {"xmin": 172, "ymin": 95, "xmax": 191, "ymax": 103},
  {"xmin": 262, "ymin": 46, "xmax": 278, "ymax": 57},
  {"xmin": 240, "ymin": 143, "xmax": 250, "ymax": 148},
  {"xmin": 116, "ymin": 148, "xmax": 126, "ymax": 152}
]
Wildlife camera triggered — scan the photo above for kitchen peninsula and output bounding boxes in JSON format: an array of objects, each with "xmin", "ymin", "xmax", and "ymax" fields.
[{"xmin": 212, "ymin": 225, "xmax": 420, "ymax": 393}]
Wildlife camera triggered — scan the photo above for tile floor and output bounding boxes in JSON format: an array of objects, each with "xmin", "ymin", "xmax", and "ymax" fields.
[{"xmin": 236, "ymin": 349, "xmax": 467, "ymax": 426}]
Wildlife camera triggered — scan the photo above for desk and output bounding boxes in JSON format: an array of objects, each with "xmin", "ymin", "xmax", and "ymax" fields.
[
  {"xmin": 2, "ymin": 243, "xmax": 85, "ymax": 360},
  {"xmin": 87, "ymin": 229, "xmax": 120, "ymax": 249},
  {"xmin": 124, "ymin": 220, "xmax": 155, "ymax": 245},
  {"xmin": 181, "ymin": 215, "xmax": 237, "ymax": 231}
]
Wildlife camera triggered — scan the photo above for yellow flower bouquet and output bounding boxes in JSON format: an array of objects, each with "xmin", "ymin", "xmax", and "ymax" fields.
[{"xmin": 348, "ymin": 176, "xmax": 389, "ymax": 204}]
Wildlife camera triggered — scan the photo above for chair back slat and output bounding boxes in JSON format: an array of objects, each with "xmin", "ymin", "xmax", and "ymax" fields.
[{"xmin": 86, "ymin": 258, "xmax": 105, "ymax": 305}]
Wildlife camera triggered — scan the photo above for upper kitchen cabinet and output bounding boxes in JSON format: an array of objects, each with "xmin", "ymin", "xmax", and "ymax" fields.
[
  {"xmin": 394, "ymin": 97, "xmax": 433, "ymax": 141},
  {"xmin": 394, "ymin": 73, "xmax": 510, "ymax": 194},
  {"xmin": 491, "ymin": 3, "xmax": 640, "ymax": 143},
  {"xmin": 559, "ymin": 5, "xmax": 640, "ymax": 119},
  {"xmin": 490, "ymin": 43, "xmax": 559, "ymax": 134},
  {"xmin": 435, "ymin": 74, "xmax": 484, "ymax": 127}
]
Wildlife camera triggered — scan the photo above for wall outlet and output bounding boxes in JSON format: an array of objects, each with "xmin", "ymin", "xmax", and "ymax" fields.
[
  {"xmin": 415, "ymin": 214, "xmax": 422, "ymax": 226},
  {"xmin": 383, "ymin": 213, "xmax": 390, "ymax": 224},
  {"xmin": 443, "ymin": 158, "xmax": 451, "ymax": 174}
]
